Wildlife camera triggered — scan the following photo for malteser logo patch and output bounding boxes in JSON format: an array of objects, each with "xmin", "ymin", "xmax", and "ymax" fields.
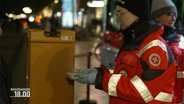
[{"xmin": 149, "ymin": 54, "xmax": 161, "ymax": 66}]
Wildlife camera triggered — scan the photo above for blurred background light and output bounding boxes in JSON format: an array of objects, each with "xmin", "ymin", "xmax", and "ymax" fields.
[
  {"xmin": 22, "ymin": 7, "xmax": 32, "ymax": 14},
  {"xmin": 54, "ymin": 0, "xmax": 59, "ymax": 4},
  {"xmin": 87, "ymin": 1, "xmax": 104, "ymax": 7},
  {"xmin": 28, "ymin": 16, "xmax": 35, "ymax": 22}
]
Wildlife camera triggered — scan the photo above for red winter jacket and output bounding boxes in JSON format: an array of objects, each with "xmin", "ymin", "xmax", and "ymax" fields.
[
  {"xmin": 95, "ymin": 24, "xmax": 177, "ymax": 104},
  {"xmin": 166, "ymin": 34, "xmax": 184, "ymax": 103}
]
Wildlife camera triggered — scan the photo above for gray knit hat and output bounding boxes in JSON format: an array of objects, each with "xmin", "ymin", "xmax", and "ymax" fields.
[{"xmin": 151, "ymin": 0, "xmax": 178, "ymax": 18}]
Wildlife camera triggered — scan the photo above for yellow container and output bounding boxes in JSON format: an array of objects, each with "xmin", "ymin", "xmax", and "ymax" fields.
[{"xmin": 28, "ymin": 29, "xmax": 75, "ymax": 104}]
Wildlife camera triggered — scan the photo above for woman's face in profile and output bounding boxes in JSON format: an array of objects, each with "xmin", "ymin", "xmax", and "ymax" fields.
[
  {"xmin": 155, "ymin": 12, "xmax": 176, "ymax": 28},
  {"xmin": 116, "ymin": 6, "xmax": 138, "ymax": 30}
]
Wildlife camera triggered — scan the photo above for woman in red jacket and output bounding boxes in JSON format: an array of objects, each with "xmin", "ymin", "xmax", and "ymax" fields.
[
  {"xmin": 151, "ymin": 0, "xmax": 184, "ymax": 103},
  {"xmin": 73, "ymin": 0, "xmax": 177, "ymax": 103}
]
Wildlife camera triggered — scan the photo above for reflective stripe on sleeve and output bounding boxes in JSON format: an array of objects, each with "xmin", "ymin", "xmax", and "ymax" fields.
[
  {"xmin": 130, "ymin": 76, "xmax": 153, "ymax": 103},
  {"xmin": 108, "ymin": 74, "xmax": 173, "ymax": 103},
  {"xmin": 155, "ymin": 92, "xmax": 173, "ymax": 102},
  {"xmin": 137, "ymin": 40, "xmax": 167, "ymax": 57},
  {"xmin": 108, "ymin": 74, "xmax": 121, "ymax": 96},
  {"xmin": 177, "ymin": 71, "xmax": 184, "ymax": 78},
  {"xmin": 178, "ymin": 35, "xmax": 184, "ymax": 49}
]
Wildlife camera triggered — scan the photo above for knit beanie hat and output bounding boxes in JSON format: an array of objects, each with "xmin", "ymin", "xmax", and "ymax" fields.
[
  {"xmin": 151, "ymin": 0, "xmax": 178, "ymax": 18},
  {"xmin": 116, "ymin": 0, "xmax": 151, "ymax": 20}
]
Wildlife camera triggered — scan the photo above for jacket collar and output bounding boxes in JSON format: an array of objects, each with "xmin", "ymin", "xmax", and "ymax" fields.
[{"xmin": 119, "ymin": 21, "xmax": 162, "ymax": 51}]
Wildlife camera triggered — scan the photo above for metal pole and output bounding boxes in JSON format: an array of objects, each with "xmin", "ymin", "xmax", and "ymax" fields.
[{"xmin": 87, "ymin": 52, "xmax": 92, "ymax": 101}]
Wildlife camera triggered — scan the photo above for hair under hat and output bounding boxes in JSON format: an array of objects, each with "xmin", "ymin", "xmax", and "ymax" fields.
[
  {"xmin": 151, "ymin": 0, "xmax": 178, "ymax": 18},
  {"xmin": 116, "ymin": 0, "xmax": 151, "ymax": 20}
]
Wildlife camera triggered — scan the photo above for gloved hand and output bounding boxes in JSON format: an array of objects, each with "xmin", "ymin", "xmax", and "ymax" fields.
[{"xmin": 74, "ymin": 68, "xmax": 98, "ymax": 84}]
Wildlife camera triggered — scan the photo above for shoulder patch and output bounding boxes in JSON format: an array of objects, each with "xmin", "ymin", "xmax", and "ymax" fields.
[{"xmin": 149, "ymin": 53, "xmax": 161, "ymax": 66}]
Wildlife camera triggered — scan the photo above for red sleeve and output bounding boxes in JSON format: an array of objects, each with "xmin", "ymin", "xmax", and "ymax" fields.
[
  {"xmin": 99, "ymin": 40, "xmax": 175, "ymax": 103},
  {"xmin": 140, "ymin": 46, "xmax": 169, "ymax": 70}
]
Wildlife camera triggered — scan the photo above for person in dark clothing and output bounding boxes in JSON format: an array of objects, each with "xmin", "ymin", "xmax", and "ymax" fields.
[{"xmin": 0, "ymin": 11, "xmax": 11, "ymax": 104}]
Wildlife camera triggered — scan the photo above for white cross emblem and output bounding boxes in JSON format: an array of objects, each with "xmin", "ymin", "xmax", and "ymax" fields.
[{"xmin": 149, "ymin": 54, "xmax": 161, "ymax": 66}]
